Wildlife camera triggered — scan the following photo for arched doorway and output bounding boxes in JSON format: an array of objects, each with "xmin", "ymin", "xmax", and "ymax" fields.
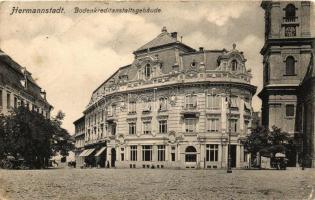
[
  {"xmin": 185, "ymin": 146, "xmax": 197, "ymax": 162},
  {"xmin": 111, "ymin": 148, "xmax": 116, "ymax": 167}
]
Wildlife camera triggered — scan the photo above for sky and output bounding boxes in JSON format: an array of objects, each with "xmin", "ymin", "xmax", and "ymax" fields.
[{"xmin": 0, "ymin": 1, "xmax": 265, "ymax": 133}]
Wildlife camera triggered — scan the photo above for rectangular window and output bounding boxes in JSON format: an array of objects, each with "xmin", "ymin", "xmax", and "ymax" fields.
[
  {"xmin": 207, "ymin": 118, "xmax": 219, "ymax": 132},
  {"xmin": 229, "ymin": 119, "xmax": 238, "ymax": 133},
  {"xmin": 286, "ymin": 104, "xmax": 295, "ymax": 117},
  {"xmin": 185, "ymin": 94, "xmax": 197, "ymax": 109},
  {"xmin": 129, "ymin": 122, "xmax": 136, "ymax": 135},
  {"xmin": 158, "ymin": 145, "xmax": 165, "ymax": 161},
  {"xmin": 128, "ymin": 102, "xmax": 136, "ymax": 114},
  {"xmin": 6, "ymin": 92, "xmax": 10, "ymax": 109},
  {"xmin": 185, "ymin": 118, "xmax": 196, "ymax": 133},
  {"xmin": 143, "ymin": 121, "xmax": 151, "ymax": 134},
  {"xmin": 159, "ymin": 120, "xmax": 167, "ymax": 134},
  {"xmin": 230, "ymin": 97, "xmax": 238, "ymax": 108},
  {"xmin": 159, "ymin": 98, "xmax": 167, "ymax": 111},
  {"xmin": 171, "ymin": 153, "xmax": 175, "ymax": 161},
  {"xmin": 143, "ymin": 100, "xmax": 151, "ymax": 112},
  {"xmin": 142, "ymin": 145, "xmax": 152, "ymax": 161},
  {"xmin": 244, "ymin": 121, "xmax": 249, "ymax": 134},
  {"xmin": 206, "ymin": 144, "xmax": 219, "ymax": 162},
  {"xmin": 14, "ymin": 96, "xmax": 17, "ymax": 108},
  {"xmin": 121, "ymin": 153, "xmax": 124, "ymax": 161},
  {"xmin": 207, "ymin": 95, "xmax": 221, "ymax": 109},
  {"xmin": 130, "ymin": 146, "xmax": 137, "ymax": 161},
  {"xmin": 112, "ymin": 105, "xmax": 117, "ymax": 116},
  {"xmin": 111, "ymin": 123, "xmax": 116, "ymax": 135}
]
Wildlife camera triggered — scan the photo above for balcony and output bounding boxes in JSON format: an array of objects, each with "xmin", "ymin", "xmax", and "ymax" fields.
[
  {"xmin": 181, "ymin": 105, "xmax": 200, "ymax": 118},
  {"xmin": 283, "ymin": 17, "xmax": 298, "ymax": 23}
]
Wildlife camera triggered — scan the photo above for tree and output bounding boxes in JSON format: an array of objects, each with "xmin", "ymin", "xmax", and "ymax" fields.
[
  {"xmin": 243, "ymin": 126, "xmax": 293, "ymax": 167},
  {"xmin": 243, "ymin": 126, "xmax": 269, "ymax": 157},
  {"xmin": 0, "ymin": 107, "xmax": 74, "ymax": 169}
]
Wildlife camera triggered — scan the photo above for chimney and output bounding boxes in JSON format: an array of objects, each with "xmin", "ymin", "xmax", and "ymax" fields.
[
  {"xmin": 171, "ymin": 32, "xmax": 178, "ymax": 40},
  {"xmin": 162, "ymin": 26, "xmax": 167, "ymax": 33},
  {"xmin": 199, "ymin": 47, "xmax": 204, "ymax": 52}
]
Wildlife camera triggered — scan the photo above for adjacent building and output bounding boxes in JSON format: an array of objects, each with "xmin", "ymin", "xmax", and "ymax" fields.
[
  {"xmin": 76, "ymin": 27, "xmax": 257, "ymax": 169},
  {"xmin": 258, "ymin": 1, "xmax": 315, "ymax": 167},
  {"xmin": 0, "ymin": 49, "xmax": 52, "ymax": 118},
  {"xmin": 74, "ymin": 116, "xmax": 86, "ymax": 168}
]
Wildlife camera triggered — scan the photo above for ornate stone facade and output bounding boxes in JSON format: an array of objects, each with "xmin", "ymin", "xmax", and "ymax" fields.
[
  {"xmin": 0, "ymin": 49, "xmax": 52, "ymax": 118},
  {"xmin": 259, "ymin": 1, "xmax": 315, "ymax": 167},
  {"xmin": 78, "ymin": 27, "xmax": 256, "ymax": 169}
]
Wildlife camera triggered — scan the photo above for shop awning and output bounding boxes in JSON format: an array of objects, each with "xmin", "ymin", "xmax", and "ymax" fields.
[
  {"xmin": 79, "ymin": 149, "xmax": 89, "ymax": 157},
  {"xmin": 95, "ymin": 147, "xmax": 106, "ymax": 157},
  {"xmin": 85, "ymin": 148, "xmax": 95, "ymax": 157}
]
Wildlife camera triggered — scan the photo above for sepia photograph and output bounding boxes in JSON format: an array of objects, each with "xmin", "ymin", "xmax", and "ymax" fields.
[{"xmin": 0, "ymin": 0, "xmax": 314, "ymax": 199}]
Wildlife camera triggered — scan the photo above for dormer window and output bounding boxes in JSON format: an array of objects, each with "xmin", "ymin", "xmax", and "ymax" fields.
[
  {"xmin": 231, "ymin": 60, "xmax": 238, "ymax": 71},
  {"xmin": 144, "ymin": 64, "xmax": 151, "ymax": 78}
]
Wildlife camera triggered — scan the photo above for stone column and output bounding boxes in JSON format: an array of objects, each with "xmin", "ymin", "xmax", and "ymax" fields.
[
  {"xmin": 152, "ymin": 145, "xmax": 157, "ymax": 162},
  {"xmin": 126, "ymin": 146, "xmax": 129, "ymax": 161},
  {"xmin": 200, "ymin": 144, "xmax": 205, "ymax": 168},
  {"xmin": 239, "ymin": 99, "xmax": 244, "ymax": 134},
  {"xmin": 236, "ymin": 144, "xmax": 241, "ymax": 168},
  {"xmin": 165, "ymin": 145, "xmax": 169, "ymax": 161},
  {"xmin": 138, "ymin": 145, "xmax": 141, "ymax": 161},
  {"xmin": 221, "ymin": 97, "xmax": 227, "ymax": 133}
]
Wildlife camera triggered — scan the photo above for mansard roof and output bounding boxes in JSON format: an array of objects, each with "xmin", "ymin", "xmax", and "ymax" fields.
[
  {"xmin": 87, "ymin": 29, "xmax": 252, "ymax": 109},
  {"xmin": 134, "ymin": 26, "xmax": 195, "ymax": 54}
]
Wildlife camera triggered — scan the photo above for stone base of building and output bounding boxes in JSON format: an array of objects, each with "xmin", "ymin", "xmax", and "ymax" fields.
[{"xmin": 114, "ymin": 161, "xmax": 249, "ymax": 169}]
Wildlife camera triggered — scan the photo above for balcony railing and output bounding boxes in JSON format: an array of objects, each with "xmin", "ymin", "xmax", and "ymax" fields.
[{"xmin": 283, "ymin": 17, "xmax": 298, "ymax": 23}]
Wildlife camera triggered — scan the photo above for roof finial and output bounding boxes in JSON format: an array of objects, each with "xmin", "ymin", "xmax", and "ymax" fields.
[
  {"xmin": 233, "ymin": 43, "xmax": 236, "ymax": 50},
  {"xmin": 162, "ymin": 26, "xmax": 167, "ymax": 33}
]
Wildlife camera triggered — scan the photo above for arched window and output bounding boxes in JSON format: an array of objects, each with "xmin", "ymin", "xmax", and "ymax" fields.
[
  {"xmin": 285, "ymin": 56, "xmax": 295, "ymax": 75},
  {"xmin": 144, "ymin": 64, "xmax": 151, "ymax": 78},
  {"xmin": 231, "ymin": 60, "xmax": 238, "ymax": 71},
  {"xmin": 285, "ymin": 4, "xmax": 296, "ymax": 19},
  {"xmin": 185, "ymin": 146, "xmax": 197, "ymax": 162}
]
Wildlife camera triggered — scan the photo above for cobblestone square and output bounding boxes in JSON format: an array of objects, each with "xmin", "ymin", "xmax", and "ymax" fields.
[{"xmin": 0, "ymin": 168, "xmax": 314, "ymax": 200}]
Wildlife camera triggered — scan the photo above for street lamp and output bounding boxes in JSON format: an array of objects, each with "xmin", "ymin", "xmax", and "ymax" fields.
[{"xmin": 227, "ymin": 81, "xmax": 232, "ymax": 173}]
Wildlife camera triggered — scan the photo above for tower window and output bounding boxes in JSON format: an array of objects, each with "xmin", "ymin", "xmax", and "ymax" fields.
[
  {"xmin": 286, "ymin": 104, "xmax": 295, "ymax": 117},
  {"xmin": 144, "ymin": 64, "xmax": 151, "ymax": 78},
  {"xmin": 231, "ymin": 60, "xmax": 238, "ymax": 71},
  {"xmin": 285, "ymin": 4, "xmax": 296, "ymax": 19},
  {"xmin": 285, "ymin": 56, "xmax": 295, "ymax": 75}
]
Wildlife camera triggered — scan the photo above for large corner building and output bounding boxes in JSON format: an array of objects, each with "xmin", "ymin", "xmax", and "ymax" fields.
[
  {"xmin": 259, "ymin": 1, "xmax": 315, "ymax": 167},
  {"xmin": 75, "ymin": 27, "xmax": 257, "ymax": 169}
]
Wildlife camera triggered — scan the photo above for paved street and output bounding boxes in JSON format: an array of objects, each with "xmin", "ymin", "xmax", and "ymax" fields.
[{"xmin": 0, "ymin": 168, "xmax": 314, "ymax": 200}]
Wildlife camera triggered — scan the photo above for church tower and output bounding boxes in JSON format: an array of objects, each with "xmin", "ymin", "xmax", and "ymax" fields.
[
  {"xmin": 259, "ymin": 1, "xmax": 315, "ymax": 167},
  {"xmin": 259, "ymin": 1, "xmax": 314, "ymax": 132}
]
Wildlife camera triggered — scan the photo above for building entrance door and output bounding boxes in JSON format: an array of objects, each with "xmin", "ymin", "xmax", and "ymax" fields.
[
  {"xmin": 230, "ymin": 145, "xmax": 237, "ymax": 168},
  {"xmin": 111, "ymin": 148, "xmax": 116, "ymax": 167}
]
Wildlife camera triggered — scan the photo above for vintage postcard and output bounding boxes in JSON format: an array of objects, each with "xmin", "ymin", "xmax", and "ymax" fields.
[{"xmin": 0, "ymin": 1, "xmax": 314, "ymax": 200}]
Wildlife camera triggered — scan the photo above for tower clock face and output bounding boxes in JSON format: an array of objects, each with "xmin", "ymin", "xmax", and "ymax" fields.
[{"xmin": 285, "ymin": 26, "xmax": 296, "ymax": 37}]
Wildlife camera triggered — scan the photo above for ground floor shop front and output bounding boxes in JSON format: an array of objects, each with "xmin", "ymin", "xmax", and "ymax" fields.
[{"xmin": 104, "ymin": 137, "xmax": 249, "ymax": 169}]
